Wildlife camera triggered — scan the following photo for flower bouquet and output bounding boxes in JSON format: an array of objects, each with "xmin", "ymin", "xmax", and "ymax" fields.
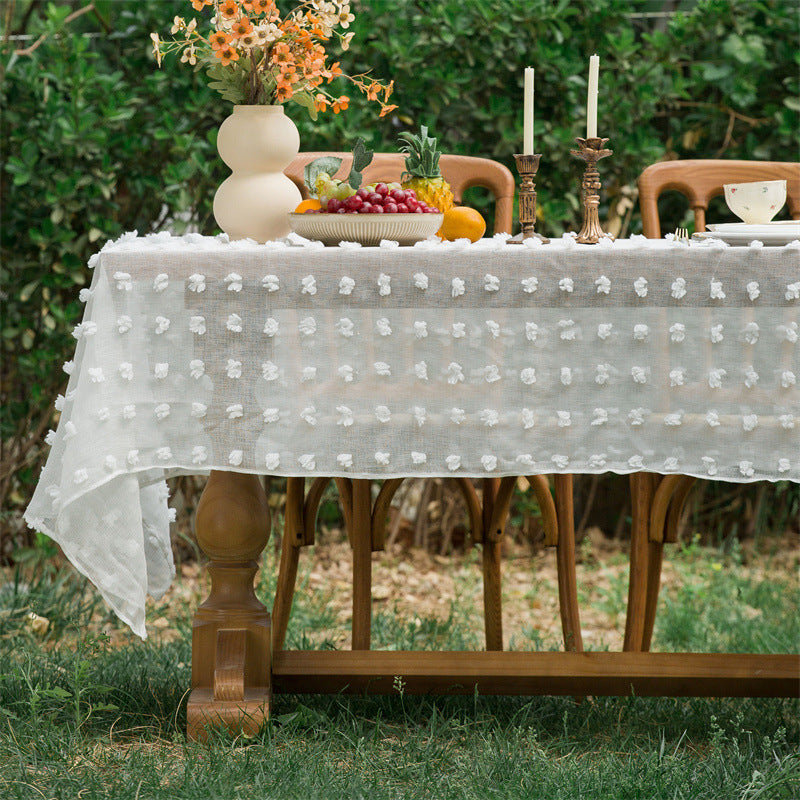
[{"xmin": 151, "ymin": 0, "xmax": 396, "ymax": 118}]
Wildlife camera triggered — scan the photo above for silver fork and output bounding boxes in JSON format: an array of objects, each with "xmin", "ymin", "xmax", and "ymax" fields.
[{"xmin": 674, "ymin": 226, "xmax": 690, "ymax": 244}]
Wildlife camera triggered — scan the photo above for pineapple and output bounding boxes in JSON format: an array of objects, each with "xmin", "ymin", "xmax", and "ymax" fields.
[{"xmin": 398, "ymin": 126, "xmax": 454, "ymax": 214}]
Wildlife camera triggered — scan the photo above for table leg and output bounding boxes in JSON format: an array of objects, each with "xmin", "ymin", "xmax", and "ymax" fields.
[{"xmin": 187, "ymin": 471, "xmax": 272, "ymax": 741}]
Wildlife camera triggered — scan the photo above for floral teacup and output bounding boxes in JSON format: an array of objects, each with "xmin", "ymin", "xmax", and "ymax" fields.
[{"xmin": 723, "ymin": 180, "xmax": 786, "ymax": 225}]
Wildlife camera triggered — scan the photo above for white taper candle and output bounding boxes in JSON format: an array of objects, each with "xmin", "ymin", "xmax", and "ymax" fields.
[
  {"xmin": 586, "ymin": 54, "xmax": 599, "ymax": 138},
  {"xmin": 523, "ymin": 67, "xmax": 534, "ymax": 154}
]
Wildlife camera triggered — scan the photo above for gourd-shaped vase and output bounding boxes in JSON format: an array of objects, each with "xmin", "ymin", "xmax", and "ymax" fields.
[{"xmin": 213, "ymin": 105, "xmax": 302, "ymax": 243}]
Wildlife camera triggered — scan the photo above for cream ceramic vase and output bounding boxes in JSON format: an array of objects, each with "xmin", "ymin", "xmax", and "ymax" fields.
[{"xmin": 213, "ymin": 105, "xmax": 302, "ymax": 243}]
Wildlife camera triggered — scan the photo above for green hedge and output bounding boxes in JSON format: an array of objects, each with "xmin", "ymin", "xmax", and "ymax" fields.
[{"xmin": 1, "ymin": 0, "xmax": 797, "ymax": 541}]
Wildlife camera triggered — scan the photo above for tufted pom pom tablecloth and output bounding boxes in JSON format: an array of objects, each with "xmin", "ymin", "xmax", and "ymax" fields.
[{"xmin": 25, "ymin": 231, "xmax": 800, "ymax": 636}]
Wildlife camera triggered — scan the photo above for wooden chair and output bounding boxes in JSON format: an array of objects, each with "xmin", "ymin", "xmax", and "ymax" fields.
[
  {"xmin": 285, "ymin": 152, "xmax": 515, "ymax": 234},
  {"xmin": 638, "ymin": 159, "xmax": 800, "ymax": 238},
  {"xmin": 273, "ymin": 153, "xmax": 583, "ymax": 658},
  {"xmin": 626, "ymin": 159, "xmax": 800, "ymax": 654}
]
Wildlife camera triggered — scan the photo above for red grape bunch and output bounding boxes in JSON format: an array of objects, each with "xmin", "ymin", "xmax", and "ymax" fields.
[{"xmin": 306, "ymin": 182, "xmax": 440, "ymax": 215}]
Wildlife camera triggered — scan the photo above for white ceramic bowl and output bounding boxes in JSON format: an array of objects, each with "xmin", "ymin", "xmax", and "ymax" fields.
[
  {"xmin": 723, "ymin": 180, "xmax": 786, "ymax": 225},
  {"xmin": 288, "ymin": 212, "xmax": 443, "ymax": 246}
]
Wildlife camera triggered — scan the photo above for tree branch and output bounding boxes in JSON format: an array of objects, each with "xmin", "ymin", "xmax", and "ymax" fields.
[
  {"xmin": 14, "ymin": 3, "xmax": 95, "ymax": 56},
  {"xmin": 672, "ymin": 99, "xmax": 768, "ymax": 127}
]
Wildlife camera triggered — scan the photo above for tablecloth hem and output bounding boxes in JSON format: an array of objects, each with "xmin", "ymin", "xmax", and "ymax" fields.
[{"xmin": 22, "ymin": 508, "xmax": 149, "ymax": 640}]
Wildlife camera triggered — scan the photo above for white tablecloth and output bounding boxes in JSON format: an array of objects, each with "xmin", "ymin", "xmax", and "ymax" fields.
[{"xmin": 25, "ymin": 232, "xmax": 800, "ymax": 636}]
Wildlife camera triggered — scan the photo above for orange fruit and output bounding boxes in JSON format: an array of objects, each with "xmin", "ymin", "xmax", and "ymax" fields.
[
  {"xmin": 439, "ymin": 206, "xmax": 486, "ymax": 242},
  {"xmin": 294, "ymin": 198, "xmax": 322, "ymax": 213}
]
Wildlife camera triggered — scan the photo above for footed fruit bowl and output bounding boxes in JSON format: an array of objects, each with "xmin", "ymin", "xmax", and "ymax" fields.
[{"xmin": 288, "ymin": 212, "xmax": 443, "ymax": 246}]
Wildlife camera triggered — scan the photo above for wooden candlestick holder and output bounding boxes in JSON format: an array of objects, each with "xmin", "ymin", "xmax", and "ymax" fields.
[
  {"xmin": 511, "ymin": 153, "xmax": 549, "ymax": 244},
  {"xmin": 570, "ymin": 137, "xmax": 612, "ymax": 244}
]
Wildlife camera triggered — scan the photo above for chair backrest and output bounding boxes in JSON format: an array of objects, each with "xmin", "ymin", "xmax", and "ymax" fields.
[
  {"xmin": 637, "ymin": 159, "xmax": 800, "ymax": 238},
  {"xmin": 285, "ymin": 152, "xmax": 516, "ymax": 234}
]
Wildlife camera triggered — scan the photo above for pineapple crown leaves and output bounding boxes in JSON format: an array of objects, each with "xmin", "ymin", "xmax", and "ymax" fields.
[
  {"xmin": 303, "ymin": 137, "xmax": 373, "ymax": 196},
  {"xmin": 398, "ymin": 125, "xmax": 442, "ymax": 180}
]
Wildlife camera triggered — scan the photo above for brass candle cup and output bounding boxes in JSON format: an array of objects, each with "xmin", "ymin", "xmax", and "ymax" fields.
[
  {"xmin": 511, "ymin": 153, "xmax": 549, "ymax": 244},
  {"xmin": 570, "ymin": 136, "xmax": 613, "ymax": 244}
]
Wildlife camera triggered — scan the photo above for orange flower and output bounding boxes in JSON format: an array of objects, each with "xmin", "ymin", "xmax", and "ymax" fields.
[
  {"xmin": 295, "ymin": 28, "xmax": 314, "ymax": 47},
  {"xmin": 191, "ymin": 0, "xmax": 212, "ymax": 10},
  {"xmin": 251, "ymin": 0, "xmax": 274, "ymax": 14},
  {"xmin": 378, "ymin": 104, "xmax": 398, "ymax": 118},
  {"xmin": 365, "ymin": 82, "xmax": 381, "ymax": 101},
  {"xmin": 279, "ymin": 17, "xmax": 300, "ymax": 35},
  {"xmin": 218, "ymin": 0, "xmax": 240, "ymax": 20},
  {"xmin": 215, "ymin": 45, "xmax": 240, "ymax": 65},
  {"xmin": 314, "ymin": 93, "xmax": 329, "ymax": 112},
  {"xmin": 332, "ymin": 95, "xmax": 349, "ymax": 114},
  {"xmin": 324, "ymin": 61, "xmax": 342, "ymax": 81},
  {"xmin": 275, "ymin": 84, "xmax": 293, "ymax": 101},
  {"xmin": 241, "ymin": 0, "xmax": 254, "ymax": 10},
  {"xmin": 209, "ymin": 30, "xmax": 231, "ymax": 50},
  {"xmin": 271, "ymin": 45, "xmax": 293, "ymax": 65},
  {"xmin": 280, "ymin": 64, "xmax": 299, "ymax": 84},
  {"xmin": 304, "ymin": 12, "xmax": 328, "ymax": 39},
  {"xmin": 231, "ymin": 17, "xmax": 253, "ymax": 38}
]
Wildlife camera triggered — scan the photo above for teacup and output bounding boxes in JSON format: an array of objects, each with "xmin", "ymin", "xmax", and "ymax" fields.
[{"xmin": 723, "ymin": 180, "xmax": 786, "ymax": 225}]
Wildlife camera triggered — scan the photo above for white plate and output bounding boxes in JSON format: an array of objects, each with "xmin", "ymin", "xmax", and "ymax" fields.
[
  {"xmin": 288, "ymin": 212, "xmax": 443, "ymax": 246},
  {"xmin": 696, "ymin": 221, "xmax": 800, "ymax": 246}
]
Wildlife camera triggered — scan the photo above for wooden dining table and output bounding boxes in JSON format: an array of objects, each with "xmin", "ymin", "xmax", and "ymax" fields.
[{"xmin": 24, "ymin": 230, "xmax": 800, "ymax": 738}]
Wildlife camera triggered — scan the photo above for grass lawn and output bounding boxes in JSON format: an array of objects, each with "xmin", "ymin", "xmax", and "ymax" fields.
[{"xmin": 0, "ymin": 532, "xmax": 797, "ymax": 800}]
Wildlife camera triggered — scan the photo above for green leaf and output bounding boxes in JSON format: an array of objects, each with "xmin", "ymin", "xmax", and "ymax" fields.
[
  {"xmin": 41, "ymin": 686, "xmax": 72, "ymax": 700},
  {"xmin": 348, "ymin": 137, "xmax": 374, "ymax": 189},
  {"xmin": 304, "ymin": 156, "xmax": 343, "ymax": 195},
  {"xmin": 92, "ymin": 702, "xmax": 119, "ymax": 712},
  {"xmin": 722, "ymin": 33, "xmax": 766, "ymax": 66},
  {"xmin": 289, "ymin": 91, "xmax": 318, "ymax": 122},
  {"xmin": 19, "ymin": 280, "xmax": 40, "ymax": 303}
]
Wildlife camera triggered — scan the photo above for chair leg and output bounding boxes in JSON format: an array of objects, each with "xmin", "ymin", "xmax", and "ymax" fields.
[
  {"xmin": 271, "ymin": 477, "xmax": 305, "ymax": 653},
  {"xmin": 482, "ymin": 539, "xmax": 503, "ymax": 651},
  {"xmin": 528, "ymin": 474, "xmax": 559, "ymax": 547},
  {"xmin": 481, "ymin": 478, "xmax": 505, "ymax": 651},
  {"xmin": 641, "ymin": 542, "xmax": 664, "ymax": 652},
  {"xmin": 624, "ymin": 472, "xmax": 657, "ymax": 651},
  {"xmin": 553, "ymin": 474, "xmax": 582, "ymax": 652},
  {"xmin": 641, "ymin": 475, "xmax": 697, "ymax": 651},
  {"xmin": 351, "ymin": 478, "xmax": 373, "ymax": 650}
]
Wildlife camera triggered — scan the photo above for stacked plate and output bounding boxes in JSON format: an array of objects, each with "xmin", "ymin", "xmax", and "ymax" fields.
[{"xmin": 693, "ymin": 221, "xmax": 800, "ymax": 246}]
